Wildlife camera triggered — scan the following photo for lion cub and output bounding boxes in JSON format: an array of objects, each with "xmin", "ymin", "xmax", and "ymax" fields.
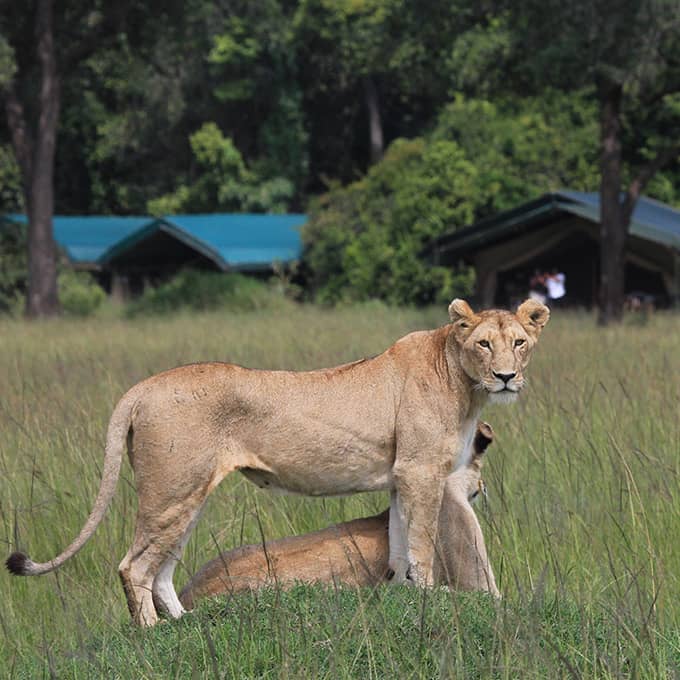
[{"xmin": 179, "ymin": 422, "xmax": 498, "ymax": 609}]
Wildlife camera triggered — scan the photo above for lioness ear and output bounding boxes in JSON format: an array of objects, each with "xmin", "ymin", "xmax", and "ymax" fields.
[
  {"xmin": 516, "ymin": 299, "xmax": 550, "ymax": 337},
  {"xmin": 448, "ymin": 298, "xmax": 476, "ymax": 324}
]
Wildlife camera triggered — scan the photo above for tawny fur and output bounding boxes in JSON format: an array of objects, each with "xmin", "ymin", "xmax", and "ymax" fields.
[
  {"xmin": 6, "ymin": 299, "xmax": 548, "ymax": 626},
  {"xmin": 180, "ymin": 422, "xmax": 498, "ymax": 608}
]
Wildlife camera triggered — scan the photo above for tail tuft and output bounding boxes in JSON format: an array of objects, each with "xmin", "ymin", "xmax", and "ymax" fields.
[{"xmin": 6, "ymin": 551, "xmax": 31, "ymax": 576}]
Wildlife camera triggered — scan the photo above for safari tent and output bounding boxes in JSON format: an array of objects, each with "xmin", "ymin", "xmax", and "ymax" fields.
[{"xmin": 423, "ymin": 191, "xmax": 680, "ymax": 308}]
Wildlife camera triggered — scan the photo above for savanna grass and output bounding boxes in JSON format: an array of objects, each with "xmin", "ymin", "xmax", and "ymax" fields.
[{"xmin": 1, "ymin": 303, "xmax": 679, "ymax": 677}]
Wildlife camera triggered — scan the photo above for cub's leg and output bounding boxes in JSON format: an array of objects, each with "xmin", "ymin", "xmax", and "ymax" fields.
[{"xmin": 391, "ymin": 465, "xmax": 447, "ymax": 587}]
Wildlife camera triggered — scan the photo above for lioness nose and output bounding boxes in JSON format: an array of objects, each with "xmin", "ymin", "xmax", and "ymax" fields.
[{"xmin": 493, "ymin": 371, "xmax": 516, "ymax": 383}]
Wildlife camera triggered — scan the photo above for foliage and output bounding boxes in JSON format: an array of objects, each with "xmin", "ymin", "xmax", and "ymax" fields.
[
  {"xmin": 125, "ymin": 269, "xmax": 282, "ymax": 317},
  {"xmin": 58, "ymin": 269, "xmax": 106, "ymax": 317},
  {"xmin": 291, "ymin": 0, "xmax": 473, "ymax": 176},
  {"xmin": 0, "ymin": 32, "xmax": 16, "ymax": 88},
  {"xmin": 207, "ymin": 2, "xmax": 310, "ymax": 192},
  {"xmin": 0, "ymin": 1, "xmax": 677, "ymax": 216},
  {"xmin": 0, "ymin": 144, "xmax": 23, "ymax": 211},
  {"xmin": 0, "ymin": 218, "xmax": 26, "ymax": 313},
  {"xmin": 304, "ymin": 137, "xmax": 477, "ymax": 305},
  {"xmin": 493, "ymin": 0, "xmax": 680, "ymax": 322},
  {"xmin": 147, "ymin": 123, "xmax": 294, "ymax": 215},
  {"xmin": 432, "ymin": 91, "xmax": 600, "ymax": 215},
  {"xmin": 447, "ymin": 16, "xmax": 514, "ymax": 97},
  {"xmin": 1, "ymin": 0, "xmax": 679, "ymax": 318}
]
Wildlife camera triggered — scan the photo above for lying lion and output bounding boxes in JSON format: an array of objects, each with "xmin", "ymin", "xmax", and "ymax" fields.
[
  {"xmin": 7, "ymin": 298, "xmax": 548, "ymax": 626},
  {"xmin": 180, "ymin": 422, "xmax": 498, "ymax": 609}
]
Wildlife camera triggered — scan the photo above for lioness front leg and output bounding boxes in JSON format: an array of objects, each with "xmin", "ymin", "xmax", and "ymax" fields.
[
  {"xmin": 390, "ymin": 467, "xmax": 447, "ymax": 586},
  {"xmin": 388, "ymin": 490, "xmax": 409, "ymax": 582}
]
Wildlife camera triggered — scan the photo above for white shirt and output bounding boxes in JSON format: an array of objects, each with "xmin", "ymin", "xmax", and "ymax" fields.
[{"xmin": 546, "ymin": 273, "xmax": 566, "ymax": 299}]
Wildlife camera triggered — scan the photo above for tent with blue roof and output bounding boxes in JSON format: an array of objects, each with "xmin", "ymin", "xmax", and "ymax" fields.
[{"xmin": 423, "ymin": 191, "xmax": 680, "ymax": 308}]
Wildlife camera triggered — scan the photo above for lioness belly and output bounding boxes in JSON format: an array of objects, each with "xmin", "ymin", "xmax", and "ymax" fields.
[{"xmin": 239, "ymin": 466, "xmax": 393, "ymax": 496}]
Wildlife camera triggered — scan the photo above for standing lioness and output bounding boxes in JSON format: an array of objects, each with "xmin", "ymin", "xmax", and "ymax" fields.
[{"xmin": 7, "ymin": 299, "xmax": 549, "ymax": 626}]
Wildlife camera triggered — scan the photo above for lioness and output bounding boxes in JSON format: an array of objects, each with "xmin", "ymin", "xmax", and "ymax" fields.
[
  {"xmin": 6, "ymin": 298, "xmax": 548, "ymax": 626},
  {"xmin": 179, "ymin": 421, "xmax": 498, "ymax": 609}
]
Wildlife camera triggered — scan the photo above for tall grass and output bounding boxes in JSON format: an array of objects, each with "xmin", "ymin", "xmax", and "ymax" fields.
[{"xmin": 1, "ymin": 304, "xmax": 679, "ymax": 677}]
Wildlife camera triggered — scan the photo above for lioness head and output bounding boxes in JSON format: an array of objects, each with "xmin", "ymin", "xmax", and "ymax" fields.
[{"xmin": 448, "ymin": 298, "xmax": 550, "ymax": 404}]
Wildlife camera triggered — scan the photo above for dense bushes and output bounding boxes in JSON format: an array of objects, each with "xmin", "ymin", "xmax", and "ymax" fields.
[
  {"xmin": 58, "ymin": 270, "xmax": 106, "ymax": 317},
  {"xmin": 125, "ymin": 270, "xmax": 280, "ymax": 317},
  {"xmin": 0, "ymin": 219, "xmax": 26, "ymax": 313},
  {"xmin": 303, "ymin": 138, "xmax": 477, "ymax": 306}
]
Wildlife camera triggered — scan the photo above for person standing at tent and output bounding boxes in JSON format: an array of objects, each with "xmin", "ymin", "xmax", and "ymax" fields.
[{"xmin": 546, "ymin": 269, "xmax": 566, "ymax": 307}]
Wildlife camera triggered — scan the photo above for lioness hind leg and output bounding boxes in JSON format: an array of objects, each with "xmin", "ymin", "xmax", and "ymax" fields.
[
  {"xmin": 119, "ymin": 541, "xmax": 165, "ymax": 627},
  {"xmin": 152, "ymin": 506, "xmax": 204, "ymax": 618},
  {"xmin": 119, "ymin": 489, "xmax": 212, "ymax": 626}
]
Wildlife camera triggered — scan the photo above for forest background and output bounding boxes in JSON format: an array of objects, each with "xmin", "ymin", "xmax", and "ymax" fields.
[{"xmin": 1, "ymin": 0, "xmax": 679, "ymax": 319}]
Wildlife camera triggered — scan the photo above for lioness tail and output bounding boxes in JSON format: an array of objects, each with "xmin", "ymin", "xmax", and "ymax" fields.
[{"xmin": 6, "ymin": 388, "xmax": 138, "ymax": 576}]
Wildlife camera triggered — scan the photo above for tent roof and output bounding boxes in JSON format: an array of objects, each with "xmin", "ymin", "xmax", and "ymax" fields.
[
  {"xmin": 1, "ymin": 213, "xmax": 307, "ymax": 269},
  {"xmin": 1, "ymin": 214, "xmax": 151, "ymax": 263},
  {"xmin": 99, "ymin": 213, "xmax": 306, "ymax": 270},
  {"xmin": 424, "ymin": 191, "xmax": 680, "ymax": 260}
]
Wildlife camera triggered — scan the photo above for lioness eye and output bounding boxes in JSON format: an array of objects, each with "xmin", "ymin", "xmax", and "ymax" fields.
[
  {"xmin": 514, "ymin": 339, "xmax": 525, "ymax": 347},
  {"xmin": 478, "ymin": 340, "xmax": 490, "ymax": 348}
]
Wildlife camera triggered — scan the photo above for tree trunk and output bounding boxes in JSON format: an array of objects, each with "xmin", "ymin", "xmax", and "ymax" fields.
[
  {"xmin": 26, "ymin": 0, "xmax": 60, "ymax": 318},
  {"xmin": 597, "ymin": 85, "xmax": 626, "ymax": 326},
  {"xmin": 364, "ymin": 77, "xmax": 384, "ymax": 165}
]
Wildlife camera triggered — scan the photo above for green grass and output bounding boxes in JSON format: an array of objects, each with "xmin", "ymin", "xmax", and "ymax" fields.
[{"xmin": 1, "ymin": 304, "xmax": 679, "ymax": 678}]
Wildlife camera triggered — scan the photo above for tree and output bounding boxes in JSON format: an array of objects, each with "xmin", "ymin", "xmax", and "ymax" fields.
[
  {"xmin": 499, "ymin": 0, "xmax": 680, "ymax": 323},
  {"xmin": 292, "ymin": 0, "xmax": 470, "ymax": 182},
  {"xmin": 206, "ymin": 1, "xmax": 310, "ymax": 198},
  {"xmin": 0, "ymin": 1, "xmax": 185, "ymax": 317},
  {"xmin": 1, "ymin": 1, "xmax": 61, "ymax": 316}
]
